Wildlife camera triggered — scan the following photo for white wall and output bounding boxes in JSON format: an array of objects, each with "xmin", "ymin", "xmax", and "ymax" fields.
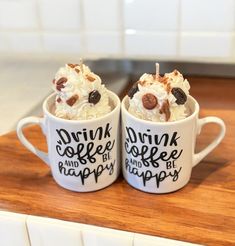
[{"xmin": 0, "ymin": 0, "xmax": 235, "ymax": 63}]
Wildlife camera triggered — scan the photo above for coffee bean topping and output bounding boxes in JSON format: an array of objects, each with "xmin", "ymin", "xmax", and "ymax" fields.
[
  {"xmin": 66, "ymin": 94, "xmax": 79, "ymax": 106},
  {"xmin": 160, "ymin": 100, "xmax": 171, "ymax": 121},
  {"xmin": 56, "ymin": 77, "xmax": 67, "ymax": 91},
  {"xmin": 142, "ymin": 93, "xmax": 158, "ymax": 110},
  {"xmin": 171, "ymin": 87, "xmax": 187, "ymax": 105},
  {"xmin": 88, "ymin": 90, "xmax": 101, "ymax": 105},
  {"xmin": 128, "ymin": 82, "xmax": 139, "ymax": 98}
]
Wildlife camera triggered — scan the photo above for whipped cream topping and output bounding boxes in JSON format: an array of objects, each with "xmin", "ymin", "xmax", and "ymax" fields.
[
  {"xmin": 52, "ymin": 63, "xmax": 111, "ymax": 120},
  {"xmin": 128, "ymin": 70, "xmax": 190, "ymax": 122}
]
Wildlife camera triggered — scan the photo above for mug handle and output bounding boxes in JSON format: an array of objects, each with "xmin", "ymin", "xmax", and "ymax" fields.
[
  {"xmin": 17, "ymin": 117, "xmax": 50, "ymax": 166},
  {"xmin": 193, "ymin": 116, "xmax": 226, "ymax": 167}
]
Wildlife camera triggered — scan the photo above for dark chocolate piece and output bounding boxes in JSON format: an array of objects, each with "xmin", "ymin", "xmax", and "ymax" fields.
[
  {"xmin": 86, "ymin": 75, "xmax": 96, "ymax": 82},
  {"xmin": 56, "ymin": 77, "xmax": 67, "ymax": 91},
  {"xmin": 66, "ymin": 94, "xmax": 79, "ymax": 106}
]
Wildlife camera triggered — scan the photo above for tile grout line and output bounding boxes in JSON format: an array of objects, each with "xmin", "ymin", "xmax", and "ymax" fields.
[{"xmin": 25, "ymin": 215, "xmax": 33, "ymax": 246}]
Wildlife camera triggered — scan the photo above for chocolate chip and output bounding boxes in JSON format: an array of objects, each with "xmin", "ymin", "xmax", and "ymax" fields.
[
  {"xmin": 171, "ymin": 87, "xmax": 187, "ymax": 105},
  {"xmin": 88, "ymin": 90, "xmax": 101, "ymax": 105},
  {"xmin": 142, "ymin": 93, "xmax": 158, "ymax": 110},
  {"xmin": 56, "ymin": 77, "xmax": 67, "ymax": 91},
  {"xmin": 66, "ymin": 94, "xmax": 79, "ymax": 106},
  {"xmin": 128, "ymin": 82, "xmax": 139, "ymax": 98},
  {"xmin": 86, "ymin": 75, "xmax": 96, "ymax": 82},
  {"xmin": 160, "ymin": 100, "xmax": 171, "ymax": 121}
]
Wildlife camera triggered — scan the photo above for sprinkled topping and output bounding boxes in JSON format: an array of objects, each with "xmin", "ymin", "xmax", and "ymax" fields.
[
  {"xmin": 56, "ymin": 77, "xmax": 67, "ymax": 91},
  {"xmin": 171, "ymin": 87, "xmax": 187, "ymax": 105},
  {"xmin": 128, "ymin": 82, "xmax": 139, "ymax": 98},
  {"xmin": 166, "ymin": 83, "xmax": 171, "ymax": 94},
  {"xmin": 160, "ymin": 100, "xmax": 171, "ymax": 121},
  {"xmin": 75, "ymin": 68, "xmax": 80, "ymax": 74},
  {"xmin": 67, "ymin": 63, "xmax": 78, "ymax": 68},
  {"xmin": 88, "ymin": 90, "xmax": 101, "ymax": 104},
  {"xmin": 66, "ymin": 94, "xmax": 79, "ymax": 106},
  {"xmin": 86, "ymin": 75, "xmax": 96, "ymax": 82},
  {"xmin": 139, "ymin": 80, "xmax": 147, "ymax": 86},
  {"xmin": 159, "ymin": 76, "xmax": 168, "ymax": 84},
  {"xmin": 142, "ymin": 93, "xmax": 158, "ymax": 110},
  {"xmin": 174, "ymin": 70, "xmax": 179, "ymax": 76}
]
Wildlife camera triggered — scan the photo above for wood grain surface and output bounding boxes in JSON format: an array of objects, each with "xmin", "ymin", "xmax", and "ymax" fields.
[{"xmin": 0, "ymin": 76, "xmax": 235, "ymax": 245}]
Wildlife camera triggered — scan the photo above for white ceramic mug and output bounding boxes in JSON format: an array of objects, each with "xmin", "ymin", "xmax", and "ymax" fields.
[
  {"xmin": 17, "ymin": 90, "xmax": 120, "ymax": 192},
  {"xmin": 121, "ymin": 95, "xmax": 226, "ymax": 193}
]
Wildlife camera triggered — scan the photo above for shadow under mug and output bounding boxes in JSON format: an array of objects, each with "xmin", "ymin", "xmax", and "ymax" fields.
[
  {"xmin": 17, "ymin": 90, "xmax": 121, "ymax": 192},
  {"xmin": 121, "ymin": 95, "xmax": 226, "ymax": 194}
]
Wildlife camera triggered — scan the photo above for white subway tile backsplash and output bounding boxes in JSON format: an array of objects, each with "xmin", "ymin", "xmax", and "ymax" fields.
[
  {"xmin": 39, "ymin": 0, "xmax": 81, "ymax": 31},
  {"xmin": 42, "ymin": 33, "xmax": 81, "ymax": 54},
  {"xmin": 180, "ymin": 33, "xmax": 233, "ymax": 58},
  {"xmin": 0, "ymin": 0, "xmax": 234, "ymax": 62},
  {"xmin": 27, "ymin": 216, "xmax": 83, "ymax": 246},
  {"xmin": 82, "ymin": 224, "xmax": 134, "ymax": 246},
  {"xmin": 125, "ymin": 31, "xmax": 177, "ymax": 57},
  {"xmin": 233, "ymin": 33, "xmax": 235, "ymax": 58},
  {"xmin": 7, "ymin": 32, "xmax": 42, "ymax": 52},
  {"xmin": 181, "ymin": 0, "xmax": 235, "ymax": 32},
  {"xmin": 0, "ymin": 0, "xmax": 38, "ymax": 29},
  {"xmin": 84, "ymin": 32, "xmax": 122, "ymax": 56},
  {"xmin": 83, "ymin": 0, "xmax": 120, "ymax": 31},
  {"xmin": 0, "ymin": 211, "xmax": 30, "ymax": 246},
  {"xmin": 0, "ymin": 33, "xmax": 8, "ymax": 51},
  {"xmin": 124, "ymin": 0, "xmax": 179, "ymax": 31}
]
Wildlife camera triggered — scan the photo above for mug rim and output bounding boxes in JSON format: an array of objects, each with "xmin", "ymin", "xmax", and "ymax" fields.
[
  {"xmin": 43, "ymin": 90, "xmax": 120, "ymax": 123},
  {"xmin": 121, "ymin": 95, "xmax": 199, "ymax": 126}
]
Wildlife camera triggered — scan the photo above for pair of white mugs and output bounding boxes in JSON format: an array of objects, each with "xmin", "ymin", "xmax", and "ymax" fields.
[{"xmin": 17, "ymin": 90, "xmax": 226, "ymax": 193}]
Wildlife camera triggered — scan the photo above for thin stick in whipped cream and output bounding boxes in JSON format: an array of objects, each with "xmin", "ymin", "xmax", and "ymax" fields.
[
  {"xmin": 155, "ymin": 63, "xmax": 160, "ymax": 79},
  {"xmin": 79, "ymin": 58, "xmax": 84, "ymax": 73}
]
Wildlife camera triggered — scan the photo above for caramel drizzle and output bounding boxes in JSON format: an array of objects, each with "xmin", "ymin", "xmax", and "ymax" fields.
[{"xmin": 160, "ymin": 100, "xmax": 171, "ymax": 121}]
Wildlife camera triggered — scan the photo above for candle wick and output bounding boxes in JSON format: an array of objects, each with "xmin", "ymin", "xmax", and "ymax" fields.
[
  {"xmin": 155, "ymin": 63, "xmax": 160, "ymax": 79},
  {"xmin": 79, "ymin": 58, "xmax": 84, "ymax": 73}
]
